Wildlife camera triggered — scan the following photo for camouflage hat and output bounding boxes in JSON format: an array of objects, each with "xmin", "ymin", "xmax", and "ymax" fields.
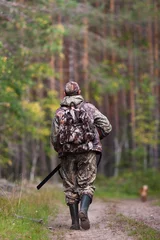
[{"xmin": 64, "ymin": 81, "xmax": 80, "ymax": 96}]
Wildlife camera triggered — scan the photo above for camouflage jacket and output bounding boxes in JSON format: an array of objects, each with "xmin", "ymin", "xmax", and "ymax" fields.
[{"xmin": 51, "ymin": 95, "xmax": 112, "ymax": 155}]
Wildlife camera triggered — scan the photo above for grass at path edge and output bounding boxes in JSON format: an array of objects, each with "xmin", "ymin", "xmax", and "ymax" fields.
[
  {"xmin": 113, "ymin": 213, "xmax": 160, "ymax": 240},
  {"xmin": 0, "ymin": 185, "xmax": 64, "ymax": 240}
]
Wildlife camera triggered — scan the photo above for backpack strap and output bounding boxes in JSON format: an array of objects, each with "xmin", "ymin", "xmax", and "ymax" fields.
[{"xmin": 70, "ymin": 101, "xmax": 76, "ymax": 109}]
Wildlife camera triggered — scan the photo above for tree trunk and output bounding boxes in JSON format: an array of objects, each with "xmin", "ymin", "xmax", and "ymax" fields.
[
  {"xmin": 21, "ymin": 136, "xmax": 27, "ymax": 179},
  {"xmin": 50, "ymin": 154, "xmax": 59, "ymax": 182},
  {"xmin": 58, "ymin": 15, "xmax": 64, "ymax": 99},
  {"xmin": 113, "ymin": 95, "xmax": 121, "ymax": 176},
  {"xmin": 110, "ymin": 0, "xmax": 121, "ymax": 176},
  {"xmin": 50, "ymin": 56, "xmax": 55, "ymax": 90},
  {"xmin": 39, "ymin": 141, "xmax": 48, "ymax": 177},
  {"xmin": 153, "ymin": 0, "xmax": 159, "ymax": 168},
  {"xmin": 30, "ymin": 140, "xmax": 40, "ymax": 182},
  {"xmin": 127, "ymin": 23, "xmax": 136, "ymax": 170},
  {"xmin": 69, "ymin": 39, "xmax": 75, "ymax": 82},
  {"xmin": 147, "ymin": 0, "xmax": 155, "ymax": 168},
  {"xmin": 83, "ymin": 17, "xmax": 89, "ymax": 100}
]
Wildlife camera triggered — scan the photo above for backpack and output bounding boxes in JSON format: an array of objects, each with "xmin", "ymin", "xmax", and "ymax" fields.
[{"xmin": 58, "ymin": 102, "xmax": 95, "ymax": 147}]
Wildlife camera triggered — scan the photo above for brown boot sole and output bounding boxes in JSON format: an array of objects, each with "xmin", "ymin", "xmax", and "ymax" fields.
[{"xmin": 79, "ymin": 211, "xmax": 90, "ymax": 230}]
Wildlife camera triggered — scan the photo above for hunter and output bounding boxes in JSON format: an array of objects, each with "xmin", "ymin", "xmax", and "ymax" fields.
[{"xmin": 51, "ymin": 81, "xmax": 112, "ymax": 230}]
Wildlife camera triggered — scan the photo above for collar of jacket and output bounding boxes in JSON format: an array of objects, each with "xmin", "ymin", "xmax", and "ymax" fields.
[{"xmin": 60, "ymin": 95, "xmax": 84, "ymax": 107}]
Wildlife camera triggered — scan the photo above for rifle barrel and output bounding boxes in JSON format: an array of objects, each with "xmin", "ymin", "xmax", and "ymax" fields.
[{"xmin": 37, "ymin": 164, "xmax": 61, "ymax": 190}]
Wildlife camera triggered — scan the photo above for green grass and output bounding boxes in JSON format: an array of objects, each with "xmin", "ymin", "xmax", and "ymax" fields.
[
  {"xmin": 95, "ymin": 169, "xmax": 160, "ymax": 200},
  {"xmin": 95, "ymin": 188, "xmax": 137, "ymax": 200},
  {"xmin": 114, "ymin": 214, "xmax": 160, "ymax": 240},
  {"xmin": 157, "ymin": 201, "xmax": 160, "ymax": 206},
  {"xmin": 0, "ymin": 185, "xmax": 64, "ymax": 240},
  {"xmin": 153, "ymin": 200, "xmax": 160, "ymax": 207}
]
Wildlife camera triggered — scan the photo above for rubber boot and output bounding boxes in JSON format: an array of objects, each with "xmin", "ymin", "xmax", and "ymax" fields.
[
  {"xmin": 79, "ymin": 195, "xmax": 91, "ymax": 230},
  {"xmin": 69, "ymin": 202, "xmax": 80, "ymax": 230}
]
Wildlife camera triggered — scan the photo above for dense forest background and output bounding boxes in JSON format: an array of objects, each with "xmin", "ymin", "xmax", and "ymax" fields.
[{"xmin": 0, "ymin": 0, "xmax": 160, "ymax": 181}]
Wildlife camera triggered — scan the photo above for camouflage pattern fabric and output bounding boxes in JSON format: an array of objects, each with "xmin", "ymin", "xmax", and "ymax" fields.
[
  {"xmin": 51, "ymin": 95, "xmax": 112, "ymax": 155},
  {"xmin": 60, "ymin": 151, "xmax": 97, "ymax": 205},
  {"xmin": 51, "ymin": 91, "xmax": 112, "ymax": 206},
  {"xmin": 57, "ymin": 102, "xmax": 96, "ymax": 152},
  {"xmin": 65, "ymin": 81, "xmax": 80, "ymax": 96}
]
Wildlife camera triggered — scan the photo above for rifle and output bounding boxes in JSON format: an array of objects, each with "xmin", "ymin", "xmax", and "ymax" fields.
[
  {"xmin": 36, "ymin": 152, "xmax": 102, "ymax": 190},
  {"xmin": 37, "ymin": 163, "xmax": 61, "ymax": 190}
]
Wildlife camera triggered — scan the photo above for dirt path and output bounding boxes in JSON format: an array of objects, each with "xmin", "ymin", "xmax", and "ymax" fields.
[
  {"xmin": 116, "ymin": 199, "xmax": 160, "ymax": 232},
  {"xmin": 49, "ymin": 199, "xmax": 160, "ymax": 240}
]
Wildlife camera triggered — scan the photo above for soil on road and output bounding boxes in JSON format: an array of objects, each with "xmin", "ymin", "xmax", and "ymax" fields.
[{"xmin": 49, "ymin": 198, "xmax": 160, "ymax": 240}]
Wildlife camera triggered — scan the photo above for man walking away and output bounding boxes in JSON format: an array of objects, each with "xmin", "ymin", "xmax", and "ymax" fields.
[{"xmin": 51, "ymin": 81, "xmax": 112, "ymax": 230}]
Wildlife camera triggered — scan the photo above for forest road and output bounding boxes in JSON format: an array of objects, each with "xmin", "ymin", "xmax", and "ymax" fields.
[{"xmin": 49, "ymin": 198, "xmax": 160, "ymax": 240}]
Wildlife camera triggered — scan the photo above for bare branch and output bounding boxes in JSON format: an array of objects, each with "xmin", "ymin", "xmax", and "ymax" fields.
[{"xmin": 14, "ymin": 214, "xmax": 43, "ymax": 224}]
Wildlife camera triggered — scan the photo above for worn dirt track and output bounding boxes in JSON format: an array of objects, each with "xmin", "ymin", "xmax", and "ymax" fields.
[{"xmin": 50, "ymin": 198, "xmax": 160, "ymax": 240}]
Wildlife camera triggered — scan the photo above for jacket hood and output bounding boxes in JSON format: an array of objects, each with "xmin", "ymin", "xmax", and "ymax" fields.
[{"xmin": 60, "ymin": 95, "xmax": 84, "ymax": 107}]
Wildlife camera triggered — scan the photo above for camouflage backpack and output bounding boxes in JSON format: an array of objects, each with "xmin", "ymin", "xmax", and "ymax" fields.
[{"xmin": 58, "ymin": 102, "xmax": 95, "ymax": 148}]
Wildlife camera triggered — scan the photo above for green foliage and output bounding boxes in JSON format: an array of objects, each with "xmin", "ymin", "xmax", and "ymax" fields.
[
  {"xmin": 28, "ymin": 63, "xmax": 54, "ymax": 79},
  {"xmin": 134, "ymin": 75, "xmax": 157, "ymax": 146},
  {"xmin": 92, "ymin": 60, "xmax": 129, "ymax": 94},
  {"xmin": 0, "ymin": 52, "xmax": 32, "ymax": 161},
  {"xmin": 89, "ymin": 80, "xmax": 103, "ymax": 104},
  {"xmin": 0, "ymin": 1, "xmax": 63, "ymax": 166},
  {"xmin": 56, "ymin": 0, "xmax": 77, "ymax": 8},
  {"xmin": 0, "ymin": 0, "xmax": 160, "ymax": 178}
]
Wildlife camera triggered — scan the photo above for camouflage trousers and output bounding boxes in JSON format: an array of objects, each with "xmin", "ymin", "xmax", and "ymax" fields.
[{"xmin": 60, "ymin": 151, "xmax": 97, "ymax": 205}]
